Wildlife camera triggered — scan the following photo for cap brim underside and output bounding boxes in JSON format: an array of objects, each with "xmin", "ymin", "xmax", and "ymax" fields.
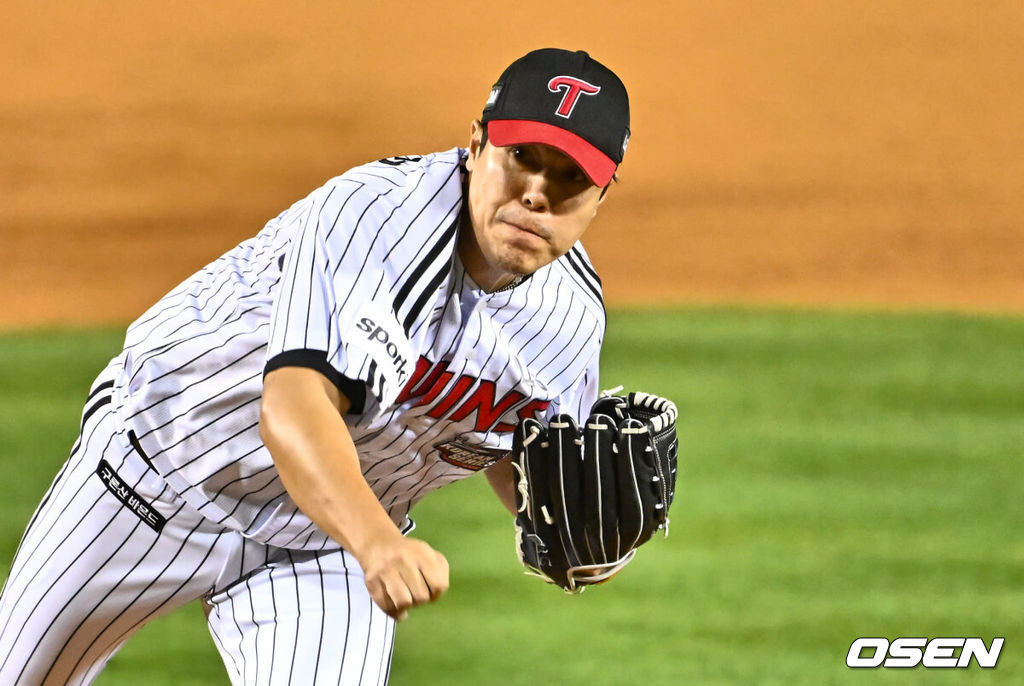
[{"xmin": 487, "ymin": 120, "xmax": 616, "ymax": 187}]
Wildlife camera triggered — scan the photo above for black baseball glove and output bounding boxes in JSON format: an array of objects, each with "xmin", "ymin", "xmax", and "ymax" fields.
[{"xmin": 511, "ymin": 391, "xmax": 678, "ymax": 593}]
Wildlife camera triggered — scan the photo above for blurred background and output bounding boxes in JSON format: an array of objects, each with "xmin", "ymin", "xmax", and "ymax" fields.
[
  {"xmin": 2, "ymin": 0, "xmax": 1022, "ymax": 326},
  {"xmin": 2, "ymin": 2, "xmax": 1022, "ymax": 684}
]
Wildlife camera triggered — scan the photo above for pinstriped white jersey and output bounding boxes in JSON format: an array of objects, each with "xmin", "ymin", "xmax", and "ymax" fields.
[{"xmin": 111, "ymin": 148, "xmax": 605, "ymax": 551}]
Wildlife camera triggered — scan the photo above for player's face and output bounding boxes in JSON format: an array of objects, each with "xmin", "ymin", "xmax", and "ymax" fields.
[{"xmin": 461, "ymin": 120, "xmax": 607, "ymax": 291}]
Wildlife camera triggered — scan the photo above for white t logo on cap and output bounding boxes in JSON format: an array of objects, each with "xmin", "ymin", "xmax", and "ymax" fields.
[{"xmin": 548, "ymin": 76, "xmax": 601, "ymax": 118}]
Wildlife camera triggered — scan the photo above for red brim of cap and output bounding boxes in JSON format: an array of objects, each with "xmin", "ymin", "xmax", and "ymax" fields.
[{"xmin": 487, "ymin": 119, "xmax": 617, "ymax": 187}]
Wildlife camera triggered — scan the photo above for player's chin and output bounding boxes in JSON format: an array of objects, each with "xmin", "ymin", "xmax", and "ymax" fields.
[
  {"xmin": 494, "ymin": 244, "xmax": 554, "ymax": 276},
  {"xmin": 499, "ymin": 235, "xmax": 560, "ymax": 273}
]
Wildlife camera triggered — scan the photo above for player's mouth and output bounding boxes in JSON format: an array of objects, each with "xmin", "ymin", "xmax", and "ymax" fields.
[{"xmin": 497, "ymin": 214, "xmax": 549, "ymax": 241}]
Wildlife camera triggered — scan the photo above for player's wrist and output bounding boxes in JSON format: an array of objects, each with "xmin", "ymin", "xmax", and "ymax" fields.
[{"xmin": 346, "ymin": 519, "xmax": 406, "ymax": 567}]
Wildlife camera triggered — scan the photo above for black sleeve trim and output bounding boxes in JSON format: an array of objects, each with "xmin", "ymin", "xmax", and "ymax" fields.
[{"xmin": 263, "ymin": 349, "xmax": 367, "ymax": 414}]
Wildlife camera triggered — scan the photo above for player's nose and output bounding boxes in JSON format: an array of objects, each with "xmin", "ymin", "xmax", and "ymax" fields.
[{"xmin": 520, "ymin": 173, "xmax": 550, "ymax": 212}]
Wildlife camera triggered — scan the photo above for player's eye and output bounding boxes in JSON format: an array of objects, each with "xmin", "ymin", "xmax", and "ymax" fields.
[
  {"xmin": 566, "ymin": 168, "xmax": 587, "ymax": 183},
  {"xmin": 511, "ymin": 146, "xmax": 546, "ymax": 174},
  {"xmin": 514, "ymin": 145, "xmax": 542, "ymax": 162}
]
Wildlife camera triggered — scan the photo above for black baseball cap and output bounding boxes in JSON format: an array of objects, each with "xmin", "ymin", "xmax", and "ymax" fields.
[{"xmin": 481, "ymin": 48, "xmax": 630, "ymax": 187}]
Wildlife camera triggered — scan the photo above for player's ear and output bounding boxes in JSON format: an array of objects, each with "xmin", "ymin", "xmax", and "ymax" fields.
[
  {"xmin": 596, "ymin": 172, "xmax": 618, "ymax": 208},
  {"xmin": 592, "ymin": 185, "xmax": 610, "ymax": 216},
  {"xmin": 466, "ymin": 120, "xmax": 484, "ymax": 171}
]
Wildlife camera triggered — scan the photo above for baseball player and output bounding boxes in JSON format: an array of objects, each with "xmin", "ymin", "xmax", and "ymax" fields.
[{"xmin": 0, "ymin": 48, "xmax": 643, "ymax": 685}]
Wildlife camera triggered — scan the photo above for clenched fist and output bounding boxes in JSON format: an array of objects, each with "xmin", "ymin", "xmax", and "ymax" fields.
[{"xmin": 357, "ymin": 533, "xmax": 449, "ymax": 621}]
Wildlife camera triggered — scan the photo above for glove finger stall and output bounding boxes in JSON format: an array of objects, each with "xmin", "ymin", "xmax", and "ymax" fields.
[
  {"xmin": 612, "ymin": 418, "xmax": 647, "ymax": 550},
  {"xmin": 513, "ymin": 418, "xmax": 547, "ymax": 526},
  {"xmin": 582, "ymin": 413, "xmax": 620, "ymax": 564},
  {"xmin": 547, "ymin": 414, "xmax": 584, "ymax": 568},
  {"xmin": 620, "ymin": 417, "xmax": 664, "ymax": 547}
]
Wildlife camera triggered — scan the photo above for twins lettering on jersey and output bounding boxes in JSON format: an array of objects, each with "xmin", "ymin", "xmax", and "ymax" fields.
[
  {"xmin": 352, "ymin": 296, "xmax": 552, "ymax": 438},
  {"xmin": 397, "ymin": 356, "xmax": 550, "ymax": 434}
]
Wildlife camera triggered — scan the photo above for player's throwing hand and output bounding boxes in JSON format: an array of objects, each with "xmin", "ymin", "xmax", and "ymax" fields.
[{"xmin": 358, "ymin": 535, "xmax": 450, "ymax": 621}]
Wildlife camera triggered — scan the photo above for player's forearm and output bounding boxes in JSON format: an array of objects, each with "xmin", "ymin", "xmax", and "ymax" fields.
[
  {"xmin": 259, "ymin": 367, "xmax": 403, "ymax": 557},
  {"xmin": 485, "ymin": 457, "xmax": 518, "ymax": 516}
]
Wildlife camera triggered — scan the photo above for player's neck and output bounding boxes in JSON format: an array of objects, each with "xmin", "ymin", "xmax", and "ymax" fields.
[{"xmin": 457, "ymin": 235, "xmax": 518, "ymax": 293}]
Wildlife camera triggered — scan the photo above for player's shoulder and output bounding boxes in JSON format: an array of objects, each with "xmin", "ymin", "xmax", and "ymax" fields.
[
  {"xmin": 325, "ymin": 148, "xmax": 465, "ymax": 198},
  {"xmin": 293, "ymin": 148, "xmax": 465, "ymax": 243},
  {"xmin": 300, "ymin": 148, "xmax": 464, "ymax": 228},
  {"xmin": 547, "ymin": 243, "xmax": 605, "ymax": 321}
]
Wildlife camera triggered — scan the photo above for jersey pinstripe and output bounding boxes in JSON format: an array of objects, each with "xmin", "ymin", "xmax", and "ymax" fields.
[
  {"xmin": 0, "ymin": 368, "xmax": 397, "ymax": 685},
  {"xmin": 111, "ymin": 148, "xmax": 605, "ymax": 551}
]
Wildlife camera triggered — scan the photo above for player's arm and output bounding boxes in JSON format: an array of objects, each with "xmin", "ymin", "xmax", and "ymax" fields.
[
  {"xmin": 485, "ymin": 457, "xmax": 517, "ymax": 516},
  {"xmin": 259, "ymin": 366, "xmax": 448, "ymax": 620}
]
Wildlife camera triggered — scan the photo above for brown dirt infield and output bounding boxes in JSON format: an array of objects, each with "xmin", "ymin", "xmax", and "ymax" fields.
[{"xmin": 3, "ymin": 1, "xmax": 1022, "ymax": 329}]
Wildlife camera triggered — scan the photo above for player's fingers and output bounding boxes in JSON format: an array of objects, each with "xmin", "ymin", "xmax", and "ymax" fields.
[
  {"xmin": 382, "ymin": 572, "xmax": 415, "ymax": 614},
  {"xmin": 365, "ymin": 564, "xmax": 412, "ymax": 619},
  {"xmin": 418, "ymin": 570, "xmax": 441, "ymax": 602},
  {"xmin": 422, "ymin": 551, "xmax": 450, "ymax": 601},
  {"xmin": 366, "ymin": 577, "xmax": 404, "ymax": 620},
  {"xmin": 396, "ymin": 562, "xmax": 432, "ymax": 606},
  {"xmin": 375, "ymin": 594, "xmax": 407, "ymax": 622}
]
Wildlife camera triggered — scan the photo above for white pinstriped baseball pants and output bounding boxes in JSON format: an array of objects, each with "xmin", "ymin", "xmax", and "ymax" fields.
[{"xmin": 0, "ymin": 371, "xmax": 396, "ymax": 685}]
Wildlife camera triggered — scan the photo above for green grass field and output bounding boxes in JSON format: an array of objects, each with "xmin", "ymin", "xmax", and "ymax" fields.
[{"xmin": 1, "ymin": 307, "xmax": 1021, "ymax": 685}]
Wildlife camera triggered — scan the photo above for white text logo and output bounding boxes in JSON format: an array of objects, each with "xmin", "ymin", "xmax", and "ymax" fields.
[{"xmin": 847, "ymin": 637, "xmax": 1004, "ymax": 669}]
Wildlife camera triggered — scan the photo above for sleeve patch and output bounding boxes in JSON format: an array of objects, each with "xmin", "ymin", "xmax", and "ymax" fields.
[{"xmin": 348, "ymin": 300, "xmax": 415, "ymax": 404}]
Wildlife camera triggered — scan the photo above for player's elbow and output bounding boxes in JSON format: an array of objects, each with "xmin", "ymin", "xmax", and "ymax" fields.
[
  {"xmin": 258, "ymin": 369, "xmax": 294, "ymax": 455},
  {"xmin": 258, "ymin": 388, "xmax": 279, "ymax": 454}
]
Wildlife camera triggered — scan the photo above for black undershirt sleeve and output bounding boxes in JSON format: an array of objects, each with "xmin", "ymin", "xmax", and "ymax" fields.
[{"xmin": 263, "ymin": 349, "xmax": 367, "ymax": 415}]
